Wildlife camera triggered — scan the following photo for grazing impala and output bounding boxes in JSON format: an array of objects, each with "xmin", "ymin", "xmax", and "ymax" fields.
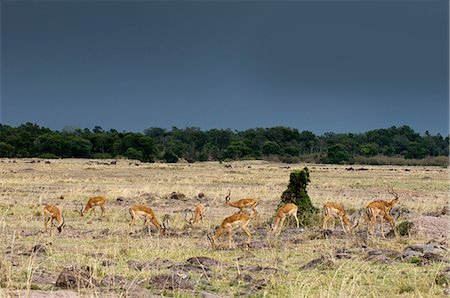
[
  {"xmin": 208, "ymin": 211, "xmax": 252, "ymax": 249},
  {"xmin": 224, "ymin": 190, "xmax": 259, "ymax": 216},
  {"xmin": 76, "ymin": 196, "xmax": 107, "ymax": 217},
  {"xmin": 129, "ymin": 205, "xmax": 166, "ymax": 236},
  {"xmin": 43, "ymin": 204, "xmax": 65, "ymax": 235},
  {"xmin": 366, "ymin": 188, "xmax": 400, "ymax": 237},
  {"xmin": 322, "ymin": 202, "xmax": 352, "ymax": 233},
  {"xmin": 184, "ymin": 204, "xmax": 205, "ymax": 225},
  {"xmin": 271, "ymin": 203, "xmax": 299, "ymax": 235}
]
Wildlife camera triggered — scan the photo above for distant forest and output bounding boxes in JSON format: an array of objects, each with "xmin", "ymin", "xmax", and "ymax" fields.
[{"xmin": 0, "ymin": 123, "xmax": 448, "ymax": 166}]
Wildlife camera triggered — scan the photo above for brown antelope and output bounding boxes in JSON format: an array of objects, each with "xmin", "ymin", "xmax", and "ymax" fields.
[
  {"xmin": 43, "ymin": 204, "xmax": 65, "ymax": 235},
  {"xmin": 184, "ymin": 204, "xmax": 205, "ymax": 225},
  {"xmin": 129, "ymin": 205, "xmax": 166, "ymax": 236},
  {"xmin": 224, "ymin": 190, "xmax": 259, "ymax": 216},
  {"xmin": 76, "ymin": 196, "xmax": 107, "ymax": 217},
  {"xmin": 208, "ymin": 211, "xmax": 252, "ymax": 249},
  {"xmin": 322, "ymin": 202, "xmax": 352, "ymax": 233},
  {"xmin": 271, "ymin": 203, "xmax": 299, "ymax": 235},
  {"xmin": 366, "ymin": 188, "xmax": 400, "ymax": 237}
]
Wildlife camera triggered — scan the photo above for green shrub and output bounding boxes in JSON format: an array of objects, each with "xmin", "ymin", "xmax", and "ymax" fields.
[{"xmin": 279, "ymin": 167, "xmax": 319, "ymax": 226}]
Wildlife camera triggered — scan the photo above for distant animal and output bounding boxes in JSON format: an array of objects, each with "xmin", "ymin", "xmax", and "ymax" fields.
[
  {"xmin": 76, "ymin": 196, "xmax": 107, "ymax": 217},
  {"xmin": 322, "ymin": 202, "xmax": 353, "ymax": 234},
  {"xmin": 184, "ymin": 204, "xmax": 205, "ymax": 225},
  {"xmin": 208, "ymin": 211, "xmax": 252, "ymax": 249},
  {"xmin": 271, "ymin": 203, "xmax": 299, "ymax": 235},
  {"xmin": 224, "ymin": 190, "xmax": 259, "ymax": 216},
  {"xmin": 129, "ymin": 205, "xmax": 166, "ymax": 237},
  {"xmin": 366, "ymin": 188, "xmax": 400, "ymax": 237},
  {"xmin": 43, "ymin": 204, "xmax": 65, "ymax": 235}
]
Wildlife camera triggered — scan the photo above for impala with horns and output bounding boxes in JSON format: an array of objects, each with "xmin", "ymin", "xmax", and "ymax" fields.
[
  {"xmin": 208, "ymin": 211, "xmax": 252, "ymax": 249},
  {"xmin": 224, "ymin": 190, "xmax": 259, "ymax": 215},
  {"xmin": 366, "ymin": 188, "xmax": 401, "ymax": 237},
  {"xmin": 43, "ymin": 204, "xmax": 65, "ymax": 235},
  {"xmin": 129, "ymin": 205, "xmax": 167, "ymax": 236},
  {"xmin": 271, "ymin": 203, "xmax": 299, "ymax": 235},
  {"xmin": 322, "ymin": 202, "xmax": 357, "ymax": 234},
  {"xmin": 184, "ymin": 203, "xmax": 205, "ymax": 225},
  {"xmin": 75, "ymin": 196, "xmax": 107, "ymax": 217}
]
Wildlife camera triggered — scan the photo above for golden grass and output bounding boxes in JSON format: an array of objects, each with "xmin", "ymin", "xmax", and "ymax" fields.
[{"xmin": 0, "ymin": 158, "xmax": 448, "ymax": 297}]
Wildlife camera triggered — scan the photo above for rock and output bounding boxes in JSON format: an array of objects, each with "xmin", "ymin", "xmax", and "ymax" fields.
[
  {"xmin": 32, "ymin": 243, "xmax": 48, "ymax": 254},
  {"xmin": 148, "ymin": 273, "xmax": 193, "ymax": 290},
  {"xmin": 55, "ymin": 267, "xmax": 96, "ymax": 289},
  {"xmin": 366, "ymin": 249, "xmax": 402, "ymax": 264},
  {"xmin": 403, "ymin": 243, "xmax": 448, "ymax": 264},
  {"xmin": 411, "ymin": 216, "xmax": 449, "ymax": 239},
  {"xmin": 186, "ymin": 256, "xmax": 221, "ymax": 268},
  {"xmin": 300, "ymin": 256, "xmax": 334, "ymax": 270}
]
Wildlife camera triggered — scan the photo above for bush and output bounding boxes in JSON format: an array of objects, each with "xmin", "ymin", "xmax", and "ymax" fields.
[{"xmin": 279, "ymin": 167, "xmax": 319, "ymax": 226}]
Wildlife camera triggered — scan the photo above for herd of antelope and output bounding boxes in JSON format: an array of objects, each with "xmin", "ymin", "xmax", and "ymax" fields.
[{"xmin": 43, "ymin": 188, "xmax": 401, "ymax": 248}]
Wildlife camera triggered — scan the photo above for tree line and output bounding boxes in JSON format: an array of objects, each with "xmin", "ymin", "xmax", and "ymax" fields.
[{"xmin": 0, "ymin": 122, "xmax": 448, "ymax": 166}]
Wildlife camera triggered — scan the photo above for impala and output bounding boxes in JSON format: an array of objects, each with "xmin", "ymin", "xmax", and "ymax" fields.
[
  {"xmin": 129, "ymin": 205, "xmax": 166, "ymax": 236},
  {"xmin": 366, "ymin": 188, "xmax": 400, "ymax": 237},
  {"xmin": 76, "ymin": 196, "xmax": 107, "ymax": 217},
  {"xmin": 208, "ymin": 211, "xmax": 252, "ymax": 249},
  {"xmin": 184, "ymin": 203, "xmax": 205, "ymax": 225},
  {"xmin": 43, "ymin": 204, "xmax": 65, "ymax": 235},
  {"xmin": 224, "ymin": 190, "xmax": 259, "ymax": 216},
  {"xmin": 271, "ymin": 203, "xmax": 299, "ymax": 235},
  {"xmin": 322, "ymin": 202, "xmax": 352, "ymax": 233}
]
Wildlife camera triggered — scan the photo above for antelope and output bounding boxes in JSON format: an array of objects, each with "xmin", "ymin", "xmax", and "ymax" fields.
[
  {"xmin": 184, "ymin": 204, "xmax": 205, "ymax": 225},
  {"xmin": 208, "ymin": 211, "xmax": 252, "ymax": 249},
  {"xmin": 224, "ymin": 190, "xmax": 259, "ymax": 216},
  {"xmin": 271, "ymin": 203, "xmax": 299, "ymax": 235},
  {"xmin": 43, "ymin": 204, "xmax": 65, "ymax": 235},
  {"xmin": 366, "ymin": 188, "xmax": 400, "ymax": 237},
  {"xmin": 76, "ymin": 196, "xmax": 107, "ymax": 217},
  {"xmin": 129, "ymin": 205, "xmax": 166, "ymax": 236},
  {"xmin": 322, "ymin": 202, "xmax": 353, "ymax": 234}
]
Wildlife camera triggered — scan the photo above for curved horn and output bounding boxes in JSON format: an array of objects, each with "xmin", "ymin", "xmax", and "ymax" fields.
[
  {"xmin": 74, "ymin": 201, "xmax": 84, "ymax": 215},
  {"xmin": 225, "ymin": 189, "xmax": 231, "ymax": 202},
  {"xmin": 162, "ymin": 214, "xmax": 170, "ymax": 230}
]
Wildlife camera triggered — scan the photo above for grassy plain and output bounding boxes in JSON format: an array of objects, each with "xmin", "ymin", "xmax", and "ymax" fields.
[{"xmin": 0, "ymin": 158, "xmax": 448, "ymax": 297}]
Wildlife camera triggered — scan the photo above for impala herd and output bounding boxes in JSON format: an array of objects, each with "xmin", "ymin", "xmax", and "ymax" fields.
[{"xmin": 43, "ymin": 188, "xmax": 402, "ymax": 248}]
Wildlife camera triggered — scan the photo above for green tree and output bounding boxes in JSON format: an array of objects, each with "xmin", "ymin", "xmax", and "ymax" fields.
[{"xmin": 325, "ymin": 144, "xmax": 351, "ymax": 164}]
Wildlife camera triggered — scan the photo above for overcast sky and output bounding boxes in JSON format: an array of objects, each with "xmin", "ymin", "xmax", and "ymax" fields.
[{"xmin": 1, "ymin": 0, "xmax": 448, "ymax": 135}]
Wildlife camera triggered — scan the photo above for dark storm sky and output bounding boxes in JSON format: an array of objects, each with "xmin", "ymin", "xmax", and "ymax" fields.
[{"xmin": 1, "ymin": 0, "xmax": 448, "ymax": 135}]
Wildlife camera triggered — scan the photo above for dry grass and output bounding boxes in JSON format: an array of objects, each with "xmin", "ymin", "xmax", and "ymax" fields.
[{"xmin": 0, "ymin": 158, "xmax": 448, "ymax": 297}]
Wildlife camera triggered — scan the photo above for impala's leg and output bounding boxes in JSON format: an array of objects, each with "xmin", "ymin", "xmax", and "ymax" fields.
[
  {"xmin": 367, "ymin": 214, "xmax": 375, "ymax": 236},
  {"xmin": 241, "ymin": 224, "xmax": 252, "ymax": 245},
  {"xmin": 293, "ymin": 212, "xmax": 300, "ymax": 229},
  {"xmin": 322, "ymin": 214, "xmax": 331, "ymax": 229},
  {"xmin": 44, "ymin": 215, "xmax": 50, "ymax": 233},
  {"xmin": 92, "ymin": 205, "xmax": 97, "ymax": 217},
  {"xmin": 277, "ymin": 216, "xmax": 286, "ymax": 235},
  {"xmin": 384, "ymin": 213, "xmax": 397, "ymax": 236},
  {"xmin": 226, "ymin": 226, "xmax": 233, "ymax": 248},
  {"xmin": 339, "ymin": 216, "xmax": 347, "ymax": 233},
  {"xmin": 213, "ymin": 228, "xmax": 224, "ymax": 247},
  {"xmin": 100, "ymin": 203, "xmax": 105, "ymax": 217},
  {"xmin": 129, "ymin": 216, "xmax": 137, "ymax": 234}
]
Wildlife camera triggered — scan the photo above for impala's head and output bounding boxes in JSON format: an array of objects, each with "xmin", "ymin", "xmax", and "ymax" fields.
[
  {"xmin": 74, "ymin": 201, "xmax": 84, "ymax": 216},
  {"xmin": 206, "ymin": 230, "xmax": 217, "ymax": 248},
  {"xmin": 387, "ymin": 187, "xmax": 401, "ymax": 207}
]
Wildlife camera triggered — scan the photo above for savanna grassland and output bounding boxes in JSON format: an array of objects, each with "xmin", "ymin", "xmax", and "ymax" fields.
[{"xmin": 0, "ymin": 158, "xmax": 448, "ymax": 297}]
